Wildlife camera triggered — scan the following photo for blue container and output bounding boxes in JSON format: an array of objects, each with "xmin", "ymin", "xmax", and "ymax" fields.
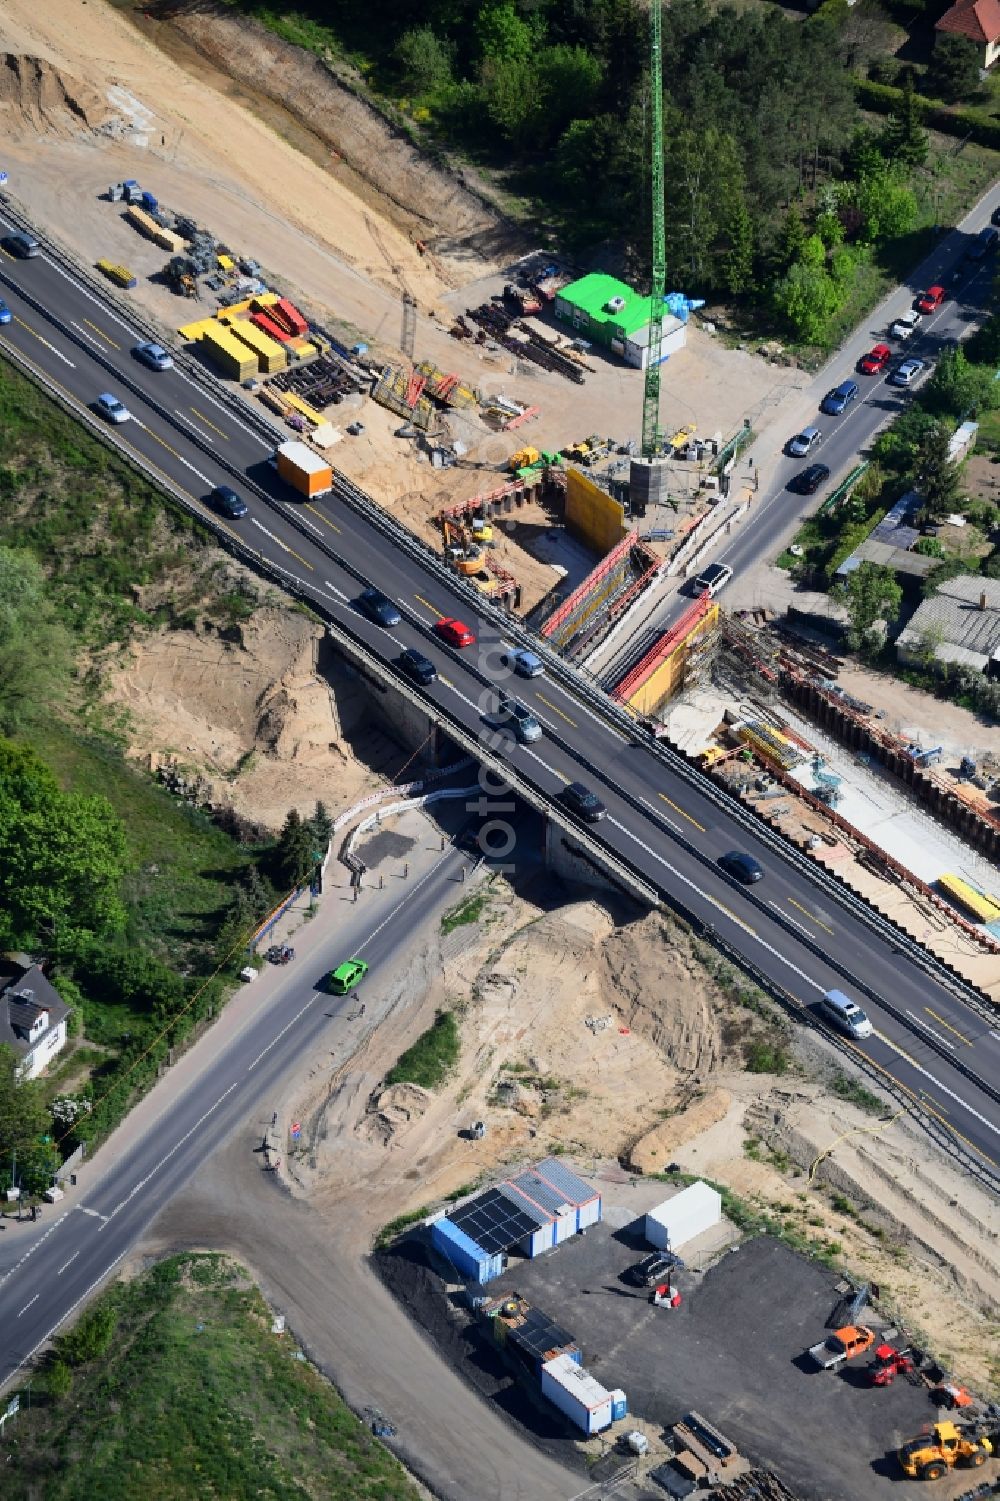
[{"xmin": 141, "ymin": 192, "xmax": 158, "ymax": 213}]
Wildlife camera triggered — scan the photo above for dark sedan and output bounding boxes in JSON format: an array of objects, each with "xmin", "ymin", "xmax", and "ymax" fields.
[
  {"xmin": 358, "ymin": 587, "xmax": 402, "ymax": 628},
  {"xmin": 790, "ymin": 463, "xmax": 830, "ymax": 495}
]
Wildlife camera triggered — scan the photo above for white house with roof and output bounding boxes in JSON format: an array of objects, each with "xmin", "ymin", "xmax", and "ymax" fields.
[{"xmin": 0, "ymin": 962, "xmax": 70, "ymax": 1080}]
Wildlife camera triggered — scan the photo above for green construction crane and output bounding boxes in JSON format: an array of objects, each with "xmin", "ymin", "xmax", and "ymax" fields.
[{"xmin": 640, "ymin": 0, "xmax": 665, "ymax": 460}]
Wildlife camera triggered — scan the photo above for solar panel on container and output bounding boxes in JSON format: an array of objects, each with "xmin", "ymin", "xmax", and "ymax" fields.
[
  {"xmin": 534, "ymin": 1158, "xmax": 595, "ymax": 1206},
  {"xmin": 508, "ymin": 1307, "xmax": 576, "ymax": 1361},
  {"xmin": 510, "ymin": 1171, "xmax": 574, "ymax": 1218},
  {"xmin": 447, "ymin": 1188, "xmax": 539, "ymax": 1255}
]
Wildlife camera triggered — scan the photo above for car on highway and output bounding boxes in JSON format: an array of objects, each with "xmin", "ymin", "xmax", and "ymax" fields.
[
  {"xmin": 499, "ymin": 643, "xmax": 544, "ymax": 678},
  {"xmin": 209, "ymin": 484, "xmax": 248, "ymax": 519},
  {"xmin": 2, "ymin": 231, "xmax": 40, "ymax": 259},
  {"xmin": 357, "ymin": 587, "xmax": 402, "ymax": 628},
  {"xmin": 915, "ymin": 285, "xmax": 945, "ymax": 314},
  {"xmin": 95, "ymin": 392, "xmax": 132, "ymax": 424},
  {"xmin": 820, "ymin": 379, "xmax": 858, "ymax": 416},
  {"xmin": 992, "ymin": 206, "xmax": 1000, "ymax": 227},
  {"xmin": 786, "ymin": 426, "xmax": 821, "ymax": 458},
  {"xmin": 328, "ymin": 958, "xmax": 368, "ymax": 994},
  {"xmin": 889, "ymin": 308, "xmax": 921, "ymax": 339},
  {"xmin": 858, "ymin": 343, "xmax": 891, "ymax": 376},
  {"xmin": 434, "ymin": 616, "xmax": 475, "ymax": 648},
  {"xmin": 719, "ymin": 850, "xmax": 764, "ymax": 884},
  {"xmin": 560, "ymin": 781, "xmax": 607, "ymax": 823},
  {"xmin": 790, "ymin": 463, "xmax": 830, "ymax": 495},
  {"xmin": 888, "ymin": 357, "xmax": 926, "ymax": 388},
  {"xmin": 484, "ymin": 695, "xmax": 542, "ymax": 744},
  {"xmin": 133, "ymin": 340, "xmax": 174, "ymax": 371},
  {"xmin": 396, "ymin": 647, "xmax": 437, "ymax": 686},
  {"xmin": 692, "ymin": 562, "xmax": 733, "ymax": 598},
  {"xmin": 0, "ymin": 300, "xmax": 11, "ymax": 326},
  {"xmin": 968, "ymin": 225, "xmax": 999, "ymax": 260}
]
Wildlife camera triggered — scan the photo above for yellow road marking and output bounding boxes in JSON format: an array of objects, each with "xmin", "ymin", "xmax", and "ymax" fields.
[
  {"xmin": 305, "ymin": 502, "xmax": 340, "ymax": 533},
  {"xmin": 550, "ymin": 768, "xmax": 570, "ymax": 784},
  {"xmin": 414, "ymin": 593, "xmax": 440, "ymax": 617},
  {"xmin": 438, "ymin": 675, "xmax": 453, "ymax": 688},
  {"xmin": 874, "ymin": 1029, "xmax": 921, "ymax": 1070},
  {"xmin": 925, "ymin": 1006, "xmax": 972, "ymax": 1046},
  {"xmin": 535, "ymin": 692, "xmax": 577, "ymax": 727},
  {"xmin": 83, "ymin": 317, "xmax": 120, "ymax": 350},
  {"xmin": 141, "ymin": 425, "xmax": 185, "ymax": 462},
  {"xmin": 14, "ymin": 315, "xmax": 54, "ymax": 349},
  {"xmin": 282, "ymin": 542, "xmax": 314, "ymax": 571},
  {"xmin": 711, "ymin": 899, "xmax": 756, "ymax": 936},
  {"xmin": 787, "ymin": 896, "xmax": 835, "ymax": 936},
  {"xmin": 919, "ymin": 1091, "xmax": 948, "ymax": 1116},
  {"xmin": 658, "ymin": 792, "xmax": 705, "ymax": 832},
  {"xmin": 189, "ymin": 406, "xmax": 227, "ymax": 439},
  {"xmin": 0, "ymin": 248, "xmax": 14, "ymax": 262}
]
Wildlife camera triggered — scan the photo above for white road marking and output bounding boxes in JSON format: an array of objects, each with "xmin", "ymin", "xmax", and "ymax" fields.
[
  {"xmin": 906, "ymin": 1008, "xmax": 955, "ymax": 1052},
  {"xmin": 70, "ymin": 319, "xmax": 108, "ymax": 351},
  {"xmin": 875, "ymin": 1031, "xmax": 1000, "ymax": 1138},
  {"xmin": 638, "ymin": 792, "xmax": 682, "ymax": 834},
  {"xmin": 15, "ymin": 318, "xmax": 75, "ymax": 367},
  {"xmin": 79, "ymin": 1206, "xmax": 109, "ymax": 1222},
  {"xmin": 0, "ymin": 1211, "xmax": 72, "ymax": 1289},
  {"xmin": 17, "ymin": 1294, "xmax": 39, "ymax": 1318},
  {"xmin": 323, "ymin": 579, "xmax": 348, "ymax": 600},
  {"xmin": 247, "ymin": 995, "xmax": 326, "ymax": 1072},
  {"xmin": 173, "ymin": 409, "xmax": 214, "ymax": 443},
  {"xmin": 293, "ymin": 510, "xmax": 324, "ymax": 538},
  {"xmin": 101, "ymin": 1083, "xmax": 239, "ymax": 1227},
  {"xmin": 355, "ymin": 847, "xmax": 460, "ymax": 954},
  {"xmin": 57, "ymin": 1252, "xmax": 80, "ymax": 1277},
  {"xmin": 15, "ymin": 1251, "xmax": 128, "ymax": 1382}
]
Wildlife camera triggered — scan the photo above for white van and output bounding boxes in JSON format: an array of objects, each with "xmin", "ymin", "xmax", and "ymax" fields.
[{"xmin": 819, "ymin": 988, "xmax": 873, "ymax": 1040}]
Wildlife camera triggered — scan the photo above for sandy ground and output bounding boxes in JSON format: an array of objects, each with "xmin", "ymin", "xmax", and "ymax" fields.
[
  {"xmin": 276, "ymin": 868, "xmax": 999, "ymax": 1394},
  {"xmin": 99, "ymin": 601, "xmax": 401, "ymax": 832}
]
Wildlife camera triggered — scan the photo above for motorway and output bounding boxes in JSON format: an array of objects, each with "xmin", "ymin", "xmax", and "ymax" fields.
[
  {"xmin": 0, "ymin": 203, "xmax": 998, "ymax": 1371},
  {"xmin": 608, "ymin": 182, "xmax": 1000, "ymax": 653}
]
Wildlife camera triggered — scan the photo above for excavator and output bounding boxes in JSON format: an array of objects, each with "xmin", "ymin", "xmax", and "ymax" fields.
[{"xmin": 897, "ymin": 1419, "xmax": 995, "ymax": 1481}]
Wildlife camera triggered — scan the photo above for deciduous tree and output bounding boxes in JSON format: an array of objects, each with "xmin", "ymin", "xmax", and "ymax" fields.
[{"xmin": 832, "ymin": 562, "xmax": 902, "ymax": 650}]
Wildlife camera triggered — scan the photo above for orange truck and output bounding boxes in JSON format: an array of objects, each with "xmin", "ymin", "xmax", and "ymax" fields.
[
  {"xmin": 806, "ymin": 1325, "xmax": 876, "ymax": 1371},
  {"xmin": 275, "ymin": 440, "xmax": 333, "ymax": 499}
]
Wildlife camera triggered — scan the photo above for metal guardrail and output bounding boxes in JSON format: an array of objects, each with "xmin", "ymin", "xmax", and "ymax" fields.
[{"xmin": 818, "ymin": 461, "xmax": 869, "ymax": 517}]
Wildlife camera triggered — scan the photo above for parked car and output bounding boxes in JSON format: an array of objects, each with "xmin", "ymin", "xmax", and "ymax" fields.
[
  {"xmin": 484, "ymin": 695, "xmax": 542, "ymax": 744},
  {"xmin": 560, "ymin": 781, "xmax": 607, "ymax": 823},
  {"xmin": 357, "ymin": 587, "xmax": 401, "ymax": 627},
  {"xmin": 692, "ymin": 562, "xmax": 732, "ymax": 598},
  {"xmin": 328, "ymin": 958, "xmax": 368, "ymax": 994},
  {"xmin": 786, "ymin": 426, "xmax": 821, "ymax": 458},
  {"xmin": 889, "ymin": 308, "xmax": 921, "ymax": 340},
  {"xmin": 95, "ymin": 392, "xmax": 132, "ymax": 424},
  {"xmin": 434, "ymin": 616, "xmax": 475, "ymax": 648},
  {"xmin": 133, "ymin": 340, "xmax": 173, "ymax": 371},
  {"xmin": 790, "ymin": 463, "xmax": 830, "ymax": 496},
  {"xmin": 888, "ymin": 358, "xmax": 926, "ymax": 388},
  {"xmin": 209, "ymin": 485, "xmax": 248, "ymax": 519},
  {"xmin": 626, "ymin": 1252, "xmax": 685, "ymax": 1287},
  {"xmin": 2, "ymin": 232, "xmax": 40, "ymax": 258},
  {"xmin": 858, "ymin": 343, "xmax": 891, "ymax": 376},
  {"xmin": 499, "ymin": 643, "xmax": 544, "ymax": 678},
  {"xmin": 396, "ymin": 647, "xmax": 437, "ymax": 686},
  {"xmin": 719, "ymin": 850, "xmax": 764, "ymax": 884},
  {"xmin": 915, "ymin": 285, "xmax": 945, "ymax": 314},
  {"xmin": 820, "ymin": 380, "xmax": 858, "ymax": 416},
  {"xmin": 0, "ymin": 300, "xmax": 11, "ymax": 326}
]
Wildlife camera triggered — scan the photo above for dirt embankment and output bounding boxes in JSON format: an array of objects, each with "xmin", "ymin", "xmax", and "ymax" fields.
[
  {"xmin": 163, "ymin": 1, "xmax": 521, "ymax": 281},
  {"xmin": 0, "ymin": 51, "xmax": 112, "ymax": 135}
]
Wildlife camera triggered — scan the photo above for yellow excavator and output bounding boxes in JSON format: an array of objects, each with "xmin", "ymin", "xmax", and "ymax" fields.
[{"xmin": 897, "ymin": 1420, "xmax": 994, "ymax": 1481}]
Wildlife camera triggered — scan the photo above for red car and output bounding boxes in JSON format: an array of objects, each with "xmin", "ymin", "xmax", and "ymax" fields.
[
  {"xmin": 434, "ymin": 617, "xmax": 476, "ymax": 648},
  {"xmin": 915, "ymin": 285, "xmax": 945, "ymax": 314},
  {"xmin": 858, "ymin": 342, "xmax": 891, "ymax": 375}
]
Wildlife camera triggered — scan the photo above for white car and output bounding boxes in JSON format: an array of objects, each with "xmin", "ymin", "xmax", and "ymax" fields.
[
  {"xmin": 787, "ymin": 426, "xmax": 821, "ymax": 458},
  {"xmin": 889, "ymin": 308, "xmax": 921, "ymax": 340},
  {"xmin": 95, "ymin": 392, "xmax": 132, "ymax": 424},
  {"xmin": 888, "ymin": 358, "xmax": 926, "ymax": 388}
]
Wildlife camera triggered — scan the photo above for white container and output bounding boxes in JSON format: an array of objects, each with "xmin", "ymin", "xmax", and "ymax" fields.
[
  {"xmin": 645, "ymin": 1180, "xmax": 721, "ymax": 1252},
  {"xmin": 541, "ymin": 1354, "xmax": 626, "ymax": 1435}
]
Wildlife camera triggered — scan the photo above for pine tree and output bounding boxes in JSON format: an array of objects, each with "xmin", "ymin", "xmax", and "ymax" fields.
[
  {"xmin": 778, "ymin": 205, "xmax": 807, "ymax": 271},
  {"xmin": 879, "ymin": 71, "xmax": 928, "ymax": 170},
  {"xmin": 724, "ymin": 197, "xmax": 755, "ymax": 295},
  {"xmin": 916, "ymin": 422, "xmax": 961, "ymax": 522},
  {"xmin": 310, "ymin": 800, "xmax": 334, "ymax": 852},
  {"xmin": 274, "ymin": 809, "xmax": 314, "ymax": 892}
]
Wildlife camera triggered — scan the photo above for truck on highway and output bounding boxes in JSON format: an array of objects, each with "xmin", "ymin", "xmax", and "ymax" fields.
[{"xmin": 275, "ymin": 440, "xmax": 333, "ymax": 499}]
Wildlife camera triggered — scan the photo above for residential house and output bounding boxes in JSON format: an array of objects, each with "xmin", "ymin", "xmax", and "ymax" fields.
[
  {"xmin": 0, "ymin": 962, "xmax": 70, "ymax": 1080},
  {"xmin": 935, "ymin": 0, "xmax": 1000, "ymax": 69},
  {"xmin": 896, "ymin": 574, "xmax": 1000, "ymax": 674}
]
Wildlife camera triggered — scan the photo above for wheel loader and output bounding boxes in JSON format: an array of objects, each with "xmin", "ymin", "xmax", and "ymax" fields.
[{"xmin": 897, "ymin": 1420, "xmax": 993, "ymax": 1481}]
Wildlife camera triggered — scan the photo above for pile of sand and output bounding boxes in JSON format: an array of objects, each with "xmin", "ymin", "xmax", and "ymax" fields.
[
  {"xmin": 103, "ymin": 606, "xmax": 374, "ymax": 832},
  {"xmin": 0, "ymin": 52, "xmax": 111, "ymax": 136}
]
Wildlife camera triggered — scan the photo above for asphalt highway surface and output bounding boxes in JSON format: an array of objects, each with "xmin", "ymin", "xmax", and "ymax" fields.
[{"xmin": 0, "ymin": 205, "xmax": 998, "ymax": 1425}]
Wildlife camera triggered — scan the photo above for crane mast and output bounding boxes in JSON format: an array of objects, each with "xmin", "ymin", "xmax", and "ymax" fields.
[{"xmin": 640, "ymin": 0, "xmax": 665, "ymax": 460}]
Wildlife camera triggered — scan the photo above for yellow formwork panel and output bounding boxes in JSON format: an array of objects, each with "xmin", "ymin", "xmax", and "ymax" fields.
[
  {"xmin": 217, "ymin": 299, "xmax": 256, "ymax": 320},
  {"xmin": 565, "ymin": 468, "xmax": 626, "ymax": 554},
  {"xmin": 225, "ymin": 318, "xmax": 287, "ymax": 372},
  {"xmin": 624, "ymin": 605, "xmax": 718, "ymax": 716},
  {"xmin": 282, "ymin": 390, "xmax": 324, "ymax": 426},
  {"xmin": 178, "ymin": 317, "xmax": 217, "ymax": 341}
]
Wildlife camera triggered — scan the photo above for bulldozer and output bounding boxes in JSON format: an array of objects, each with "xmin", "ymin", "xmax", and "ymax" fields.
[{"xmin": 897, "ymin": 1420, "xmax": 993, "ymax": 1481}]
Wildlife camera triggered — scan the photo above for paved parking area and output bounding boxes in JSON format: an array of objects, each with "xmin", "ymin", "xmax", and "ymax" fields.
[{"xmin": 485, "ymin": 1227, "xmax": 941, "ymax": 1501}]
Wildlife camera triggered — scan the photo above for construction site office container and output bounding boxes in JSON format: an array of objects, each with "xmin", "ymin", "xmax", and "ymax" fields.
[
  {"xmin": 541, "ymin": 1355, "xmax": 626, "ymax": 1435},
  {"xmin": 199, "ymin": 325, "xmax": 257, "ymax": 383},
  {"xmin": 532, "ymin": 1157, "xmax": 603, "ymax": 1233},
  {"xmin": 645, "ymin": 1180, "xmax": 721, "ymax": 1253},
  {"xmin": 430, "ymin": 1217, "xmax": 503, "ymax": 1284}
]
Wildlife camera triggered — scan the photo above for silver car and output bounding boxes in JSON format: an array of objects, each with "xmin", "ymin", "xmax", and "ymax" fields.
[
  {"xmin": 888, "ymin": 358, "xmax": 926, "ymax": 387},
  {"xmin": 787, "ymin": 426, "xmax": 821, "ymax": 458},
  {"xmin": 485, "ymin": 695, "xmax": 542, "ymax": 744}
]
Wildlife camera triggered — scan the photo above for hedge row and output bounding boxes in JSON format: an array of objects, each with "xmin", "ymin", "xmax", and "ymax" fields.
[{"xmin": 856, "ymin": 77, "xmax": 1000, "ymax": 153}]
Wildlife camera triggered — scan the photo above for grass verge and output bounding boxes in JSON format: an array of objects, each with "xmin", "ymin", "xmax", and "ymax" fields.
[
  {"xmin": 440, "ymin": 889, "xmax": 488, "ymax": 935},
  {"xmin": 386, "ymin": 1010, "xmax": 460, "ymax": 1090},
  {"xmin": 8, "ymin": 1253, "xmax": 420, "ymax": 1501}
]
